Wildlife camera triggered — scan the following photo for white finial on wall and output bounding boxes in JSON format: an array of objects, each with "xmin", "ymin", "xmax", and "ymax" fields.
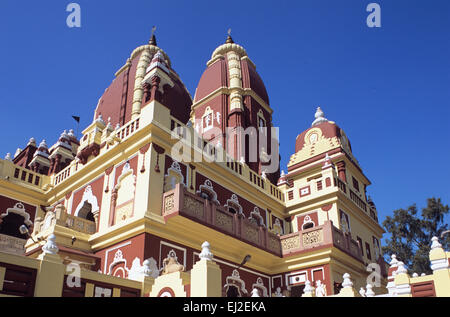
[
  {"xmin": 342, "ymin": 273, "xmax": 353, "ymax": 288},
  {"xmin": 199, "ymin": 241, "xmax": 213, "ymax": 261},
  {"xmin": 431, "ymin": 236, "xmax": 442, "ymax": 249},
  {"xmin": 42, "ymin": 234, "xmax": 59, "ymax": 255},
  {"xmin": 396, "ymin": 261, "xmax": 408, "ymax": 274},
  {"xmin": 389, "ymin": 254, "xmax": 398, "ymax": 267},
  {"xmin": 4, "ymin": 153, "xmax": 12, "ymax": 161},
  {"xmin": 251, "ymin": 288, "xmax": 260, "ymax": 297}
]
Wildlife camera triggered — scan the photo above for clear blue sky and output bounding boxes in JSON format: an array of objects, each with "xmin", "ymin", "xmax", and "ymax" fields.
[{"xmin": 1, "ymin": 1, "xmax": 449, "ymax": 235}]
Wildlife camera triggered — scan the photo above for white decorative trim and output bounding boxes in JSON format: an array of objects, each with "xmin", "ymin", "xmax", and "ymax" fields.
[
  {"xmin": 342, "ymin": 273, "xmax": 353, "ymax": 288},
  {"xmin": 199, "ymin": 241, "xmax": 213, "ymax": 261},
  {"xmin": 224, "ymin": 194, "xmax": 243, "ymax": 215},
  {"xmin": 302, "ymin": 215, "xmax": 315, "ymax": 230},
  {"xmin": 108, "ymin": 249, "xmax": 128, "ymax": 275},
  {"xmin": 196, "ymin": 179, "xmax": 220, "ymax": 205},
  {"xmin": 252, "ymin": 277, "xmax": 268, "ymax": 297},
  {"xmin": 42, "ymin": 234, "xmax": 59, "ymax": 255},
  {"xmin": 74, "ymin": 185, "xmax": 100, "ymax": 217},
  {"xmin": 285, "ymin": 270, "xmax": 308, "ymax": 286},
  {"xmin": 164, "ymin": 161, "xmax": 185, "ymax": 191},
  {"xmin": 315, "ymin": 280, "xmax": 327, "ymax": 297},
  {"xmin": 224, "ymin": 269, "xmax": 248, "ymax": 296},
  {"xmin": 0, "ymin": 203, "xmax": 33, "ymax": 226},
  {"xmin": 103, "ymin": 241, "xmax": 131, "ymax": 274},
  {"xmin": 431, "ymin": 236, "xmax": 442, "ymax": 249},
  {"xmin": 431, "ymin": 258, "xmax": 449, "ymax": 271},
  {"xmin": 159, "ymin": 241, "xmax": 187, "ymax": 269},
  {"xmin": 128, "ymin": 257, "xmax": 159, "ymax": 280},
  {"xmin": 249, "ymin": 207, "xmax": 265, "ymax": 227}
]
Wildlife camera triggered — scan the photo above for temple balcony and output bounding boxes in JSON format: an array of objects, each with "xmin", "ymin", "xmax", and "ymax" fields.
[
  {"xmin": 335, "ymin": 177, "xmax": 379, "ymax": 223},
  {"xmin": 162, "ymin": 184, "xmax": 283, "ymax": 257},
  {"xmin": 0, "ymin": 159, "xmax": 50, "ymax": 191},
  {"xmin": 279, "ymin": 220, "xmax": 364, "ymax": 263},
  {"xmin": 162, "ymin": 184, "xmax": 364, "ymax": 263}
]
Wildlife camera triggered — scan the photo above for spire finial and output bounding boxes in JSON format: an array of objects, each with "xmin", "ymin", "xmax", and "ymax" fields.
[
  {"xmin": 149, "ymin": 26, "xmax": 157, "ymax": 46},
  {"xmin": 226, "ymin": 28, "xmax": 234, "ymax": 44},
  {"xmin": 312, "ymin": 106, "xmax": 329, "ymax": 127}
]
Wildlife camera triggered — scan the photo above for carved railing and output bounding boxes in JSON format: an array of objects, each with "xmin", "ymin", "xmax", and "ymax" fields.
[
  {"xmin": 280, "ymin": 221, "xmax": 363, "ymax": 262},
  {"xmin": 56, "ymin": 213, "xmax": 97, "ymax": 235},
  {"xmin": 331, "ymin": 225, "xmax": 364, "ymax": 262},
  {"xmin": 162, "ymin": 184, "xmax": 282, "ymax": 257},
  {"xmin": 0, "ymin": 234, "xmax": 26, "ymax": 256},
  {"xmin": 34, "ymin": 208, "xmax": 96, "ymax": 236},
  {"xmin": 0, "ymin": 159, "xmax": 49, "ymax": 190},
  {"xmin": 349, "ymin": 189, "xmax": 367, "ymax": 212}
]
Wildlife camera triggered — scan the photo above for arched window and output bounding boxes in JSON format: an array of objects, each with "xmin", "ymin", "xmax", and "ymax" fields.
[
  {"xmin": 77, "ymin": 201, "xmax": 95, "ymax": 222},
  {"xmin": 0, "ymin": 213, "xmax": 28, "ymax": 239}
]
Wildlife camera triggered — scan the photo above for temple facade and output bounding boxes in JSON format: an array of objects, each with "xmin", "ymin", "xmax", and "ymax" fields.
[{"xmin": 0, "ymin": 33, "xmax": 395, "ymax": 297}]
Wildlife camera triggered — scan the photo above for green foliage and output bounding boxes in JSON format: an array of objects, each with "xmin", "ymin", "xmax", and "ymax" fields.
[{"xmin": 382, "ymin": 197, "xmax": 450, "ymax": 275}]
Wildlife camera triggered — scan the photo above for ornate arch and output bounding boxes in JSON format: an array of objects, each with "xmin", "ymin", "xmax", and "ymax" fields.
[
  {"xmin": 196, "ymin": 179, "xmax": 219, "ymax": 205},
  {"xmin": 252, "ymin": 277, "xmax": 268, "ymax": 297},
  {"xmin": 302, "ymin": 215, "xmax": 315, "ymax": 230},
  {"xmin": 74, "ymin": 186, "xmax": 99, "ymax": 218},
  {"xmin": 0, "ymin": 203, "xmax": 33, "ymax": 226},
  {"xmin": 249, "ymin": 207, "xmax": 264, "ymax": 227},
  {"xmin": 224, "ymin": 194, "xmax": 243, "ymax": 215},
  {"xmin": 108, "ymin": 249, "xmax": 128, "ymax": 277},
  {"xmin": 272, "ymin": 218, "xmax": 283, "ymax": 235},
  {"xmin": 164, "ymin": 161, "xmax": 185, "ymax": 192},
  {"xmin": 224, "ymin": 270, "xmax": 247, "ymax": 297}
]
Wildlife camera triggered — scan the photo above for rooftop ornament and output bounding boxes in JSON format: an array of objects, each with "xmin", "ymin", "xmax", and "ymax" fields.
[{"xmin": 311, "ymin": 107, "xmax": 329, "ymax": 127}]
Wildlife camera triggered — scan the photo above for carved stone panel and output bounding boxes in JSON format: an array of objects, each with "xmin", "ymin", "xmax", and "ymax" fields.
[
  {"xmin": 281, "ymin": 235, "xmax": 300, "ymax": 252},
  {"xmin": 164, "ymin": 194, "xmax": 175, "ymax": 214},
  {"xmin": 302, "ymin": 229, "xmax": 324, "ymax": 248},
  {"xmin": 183, "ymin": 196, "xmax": 204, "ymax": 220},
  {"xmin": 216, "ymin": 210, "xmax": 233, "ymax": 233}
]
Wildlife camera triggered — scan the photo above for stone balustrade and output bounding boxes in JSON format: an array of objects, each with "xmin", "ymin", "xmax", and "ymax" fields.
[
  {"xmin": 162, "ymin": 184, "xmax": 282, "ymax": 256},
  {"xmin": 280, "ymin": 220, "xmax": 364, "ymax": 262}
]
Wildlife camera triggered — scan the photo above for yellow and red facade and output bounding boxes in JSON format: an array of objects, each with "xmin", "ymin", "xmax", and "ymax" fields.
[{"xmin": 2, "ymin": 33, "xmax": 438, "ymax": 298}]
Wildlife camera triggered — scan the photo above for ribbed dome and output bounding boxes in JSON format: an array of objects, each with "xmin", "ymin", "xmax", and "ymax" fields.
[
  {"xmin": 193, "ymin": 38, "xmax": 270, "ymax": 106},
  {"xmin": 94, "ymin": 37, "xmax": 192, "ymax": 127}
]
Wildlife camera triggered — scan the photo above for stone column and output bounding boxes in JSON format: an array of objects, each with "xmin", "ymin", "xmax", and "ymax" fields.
[
  {"xmin": 34, "ymin": 235, "xmax": 65, "ymax": 297},
  {"xmin": 336, "ymin": 161, "xmax": 346, "ymax": 182},
  {"xmin": 190, "ymin": 242, "xmax": 222, "ymax": 297}
]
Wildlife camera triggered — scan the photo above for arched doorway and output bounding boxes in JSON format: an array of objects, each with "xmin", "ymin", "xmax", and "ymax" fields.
[{"xmin": 77, "ymin": 201, "xmax": 95, "ymax": 222}]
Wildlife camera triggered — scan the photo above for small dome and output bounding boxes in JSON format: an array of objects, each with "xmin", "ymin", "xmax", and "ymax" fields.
[{"xmin": 294, "ymin": 108, "xmax": 352, "ymax": 154}]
